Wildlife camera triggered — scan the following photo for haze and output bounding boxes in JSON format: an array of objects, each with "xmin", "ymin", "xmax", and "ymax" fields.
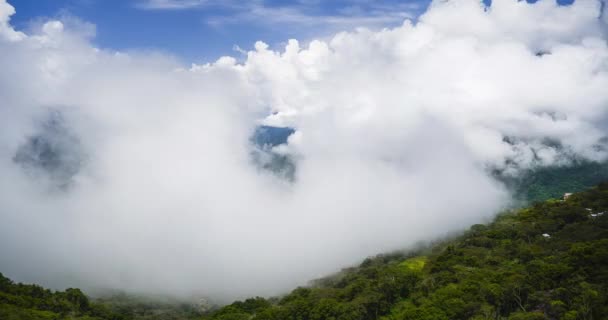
[{"xmin": 0, "ymin": 0, "xmax": 607, "ymax": 300}]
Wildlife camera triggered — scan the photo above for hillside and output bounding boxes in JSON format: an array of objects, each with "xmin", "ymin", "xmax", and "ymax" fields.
[
  {"xmin": 204, "ymin": 183, "xmax": 608, "ymax": 320},
  {"xmin": 499, "ymin": 161, "xmax": 608, "ymax": 204},
  {"xmin": 0, "ymin": 278, "xmax": 202, "ymax": 320},
  {"xmin": 2, "ymin": 183, "xmax": 608, "ymax": 320}
]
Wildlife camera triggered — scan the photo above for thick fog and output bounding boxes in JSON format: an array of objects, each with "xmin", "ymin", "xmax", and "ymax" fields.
[{"xmin": 0, "ymin": 0, "xmax": 607, "ymax": 300}]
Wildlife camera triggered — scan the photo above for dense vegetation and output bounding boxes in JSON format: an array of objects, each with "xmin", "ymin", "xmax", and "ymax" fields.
[
  {"xmin": 499, "ymin": 161, "xmax": 608, "ymax": 204},
  {"xmin": 0, "ymin": 277, "xmax": 106, "ymax": 320},
  {"xmin": 0, "ymin": 277, "xmax": 202, "ymax": 320},
  {"xmin": 2, "ymin": 179, "xmax": 607, "ymax": 319},
  {"xmin": 204, "ymin": 183, "xmax": 608, "ymax": 320}
]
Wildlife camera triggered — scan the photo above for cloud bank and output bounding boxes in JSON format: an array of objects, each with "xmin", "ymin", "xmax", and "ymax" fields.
[{"xmin": 0, "ymin": 0, "xmax": 607, "ymax": 300}]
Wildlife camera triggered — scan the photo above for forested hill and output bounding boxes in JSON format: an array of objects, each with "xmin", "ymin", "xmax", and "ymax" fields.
[
  {"xmin": 2, "ymin": 183, "xmax": 608, "ymax": 320},
  {"xmin": 500, "ymin": 161, "xmax": 608, "ymax": 204},
  {"xmin": 0, "ymin": 277, "xmax": 202, "ymax": 320},
  {"xmin": 205, "ymin": 183, "xmax": 608, "ymax": 320}
]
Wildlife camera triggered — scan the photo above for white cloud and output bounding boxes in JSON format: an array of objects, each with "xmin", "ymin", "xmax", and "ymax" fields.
[
  {"xmin": 0, "ymin": 0, "xmax": 607, "ymax": 301},
  {"xmin": 0, "ymin": 0, "xmax": 24, "ymax": 41}
]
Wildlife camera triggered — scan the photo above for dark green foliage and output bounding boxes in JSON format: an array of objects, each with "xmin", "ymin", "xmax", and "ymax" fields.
[
  {"xmin": 206, "ymin": 183, "xmax": 608, "ymax": 320},
  {"xmin": 498, "ymin": 161, "xmax": 608, "ymax": 204},
  {"xmin": 0, "ymin": 274, "xmax": 108, "ymax": 319},
  {"xmin": 93, "ymin": 293, "xmax": 203, "ymax": 320},
  {"xmin": 0, "ymin": 276, "xmax": 202, "ymax": 320},
  {"xmin": 203, "ymin": 250, "xmax": 422, "ymax": 320}
]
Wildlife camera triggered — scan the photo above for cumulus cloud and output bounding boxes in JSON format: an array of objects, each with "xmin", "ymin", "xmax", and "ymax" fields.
[
  {"xmin": 0, "ymin": 0, "xmax": 23, "ymax": 41},
  {"xmin": 0, "ymin": 0, "xmax": 607, "ymax": 300}
]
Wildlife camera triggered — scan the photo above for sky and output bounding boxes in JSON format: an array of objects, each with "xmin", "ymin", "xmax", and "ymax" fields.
[
  {"xmin": 8, "ymin": 0, "xmax": 431, "ymax": 62},
  {"xmin": 8, "ymin": 0, "xmax": 576, "ymax": 63},
  {"xmin": 1, "ymin": 0, "xmax": 607, "ymax": 301}
]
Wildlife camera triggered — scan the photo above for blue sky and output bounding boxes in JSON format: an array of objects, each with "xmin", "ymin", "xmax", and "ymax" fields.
[
  {"xmin": 7, "ymin": 0, "xmax": 431, "ymax": 63},
  {"xmin": 8, "ymin": 0, "xmax": 575, "ymax": 63}
]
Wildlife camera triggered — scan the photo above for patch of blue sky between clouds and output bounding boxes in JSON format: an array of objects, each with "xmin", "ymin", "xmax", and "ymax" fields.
[
  {"xmin": 9, "ymin": 0, "xmax": 580, "ymax": 63},
  {"xmin": 9, "ymin": 0, "xmax": 429, "ymax": 62}
]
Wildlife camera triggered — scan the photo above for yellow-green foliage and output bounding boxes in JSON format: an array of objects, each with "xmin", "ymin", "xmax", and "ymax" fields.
[
  {"xmin": 0, "ymin": 303, "xmax": 59, "ymax": 320},
  {"xmin": 399, "ymin": 256, "xmax": 427, "ymax": 273}
]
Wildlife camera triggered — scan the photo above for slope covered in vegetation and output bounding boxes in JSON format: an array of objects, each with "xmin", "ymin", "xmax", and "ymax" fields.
[
  {"xmin": 499, "ymin": 161, "xmax": 608, "ymax": 204},
  {"xmin": 0, "ymin": 278, "xmax": 107, "ymax": 320},
  {"xmin": 0, "ymin": 277, "xmax": 202, "ymax": 320},
  {"xmin": 2, "ymin": 182, "xmax": 607, "ymax": 320},
  {"xmin": 205, "ymin": 183, "xmax": 608, "ymax": 320}
]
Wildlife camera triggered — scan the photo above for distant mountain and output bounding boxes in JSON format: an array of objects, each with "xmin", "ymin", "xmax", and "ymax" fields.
[
  {"xmin": 251, "ymin": 126, "xmax": 295, "ymax": 149},
  {"xmin": 251, "ymin": 125, "xmax": 608, "ymax": 203},
  {"xmin": 13, "ymin": 110, "xmax": 85, "ymax": 189},
  {"xmin": 498, "ymin": 161, "xmax": 608, "ymax": 204},
  {"xmin": 250, "ymin": 126, "xmax": 296, "ymax": 181}
]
